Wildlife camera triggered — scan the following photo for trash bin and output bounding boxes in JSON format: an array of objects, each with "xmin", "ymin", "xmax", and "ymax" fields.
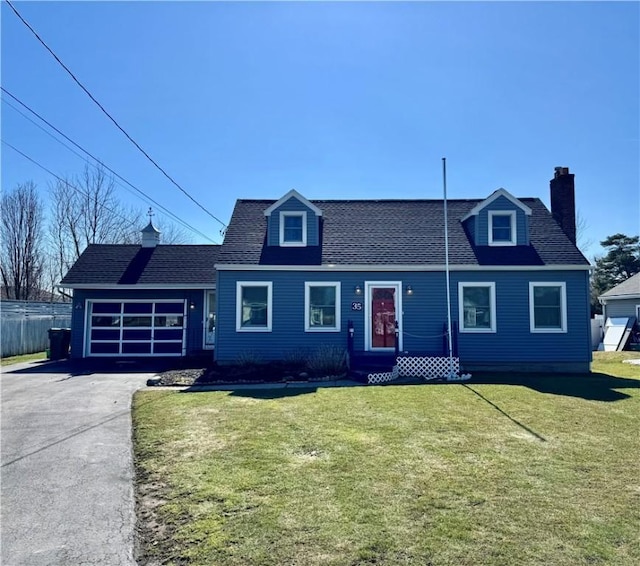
[
  {"xmin": 48, "ymin": 328, "xmax": 71, "ymax": 360},
  {"xmin": 61, "ymin": 328, "xmax": 71, "ymax": 358}
]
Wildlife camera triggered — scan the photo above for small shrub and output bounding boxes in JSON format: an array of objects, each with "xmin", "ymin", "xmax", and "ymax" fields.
[
  {"xmin": 283, "ymin": 348, "xmax": 309, "ymax": 369},
  {"xmin": 306, "ymin": 344, "xmax": 347, "ymax": 377},
  {"xmin": 235, "ymin": 350, "xmax": 264, "ymax": 367}
]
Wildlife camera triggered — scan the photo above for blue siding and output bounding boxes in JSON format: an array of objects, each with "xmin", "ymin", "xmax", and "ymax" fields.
[
  {"xmin": 216, "ymin": 269, "xmax": 591, "ymax": 367},
  {"xmin": 70, "ymin": 288, "xmax": 211, "ymax": 358},
  {"xmin": 465, "ymin": 216, "xmax": 477, "ymax": 242},
  {"xmin": 475, "ymin": 195, "xmax": 529, "ymax": 246},
  {"xmin": 266, "ymin": 196, "xmax": 320, "ymax": 246}
]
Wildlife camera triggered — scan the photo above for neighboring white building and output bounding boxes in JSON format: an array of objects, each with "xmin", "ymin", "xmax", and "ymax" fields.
[{"xmin": 599, "ymin": 272, "xmax": 640, "ymax": 321}]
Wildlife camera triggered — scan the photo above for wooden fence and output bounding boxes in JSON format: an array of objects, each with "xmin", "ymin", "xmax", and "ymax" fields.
[{"xmin": 1, "ymin": 301, "xmax": 72, "ymax": 358}]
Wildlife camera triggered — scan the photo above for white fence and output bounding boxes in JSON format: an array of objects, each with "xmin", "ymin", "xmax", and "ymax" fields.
[
  {"xmin": 591, "ymin": 315, "xmax": 604, "ymax": 351},
  {"xmin": 1, "ymin": 301, "xmax": 72, "ymax": 358}
]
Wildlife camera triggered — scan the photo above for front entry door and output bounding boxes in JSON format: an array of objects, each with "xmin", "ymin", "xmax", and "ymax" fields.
[
  {"xmin": 365, "ymin": 282, "xmax": 402, "ymax": 351},
  {"xmin": 203, "ymin": 290, "xmax": 216, "ymax": 349}
]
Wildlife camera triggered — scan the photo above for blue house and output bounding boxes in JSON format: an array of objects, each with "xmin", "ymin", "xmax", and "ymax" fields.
[
  {"xmin": 214, "ymin": 167, "xmax": 591, "ymax": 373},
  {"xmin": 61, "ymin": 167, "xmax": 591, "ymax": 373}
]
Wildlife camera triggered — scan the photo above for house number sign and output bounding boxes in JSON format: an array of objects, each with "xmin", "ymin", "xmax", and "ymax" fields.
[{"xmin": 351, "ymin": 302, "xmax": 363, "ymax": 311}]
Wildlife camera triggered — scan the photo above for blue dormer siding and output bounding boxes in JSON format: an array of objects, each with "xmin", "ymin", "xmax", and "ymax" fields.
[
  {"xmin": 267, "ymin": 196, "xmax": 320, "ymax": 246},
  {"xmin": 465, "ymin": 215, "xmax": 476, "ymax": 241},
  {"xmin": 473, "ymin": 195, "xmax": 529, "ymax": 246}
]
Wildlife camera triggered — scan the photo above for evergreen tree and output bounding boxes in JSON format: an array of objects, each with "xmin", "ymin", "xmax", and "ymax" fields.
[{"xmin": 591, "ymin": 233, "xmax": 640, "ymax": 314}]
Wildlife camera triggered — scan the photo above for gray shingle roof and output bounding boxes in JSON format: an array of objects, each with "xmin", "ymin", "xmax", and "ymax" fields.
[
  {"xmin": 600, "ymin": 272, "xmax": 640, "ymax": 298},
  {"xmin": 60, "ymin": 245, "xmax": 219, "ymax": 286},
  {"xmin": 218, "ymin": 198, "xmax": 589, "ymax": 266}
]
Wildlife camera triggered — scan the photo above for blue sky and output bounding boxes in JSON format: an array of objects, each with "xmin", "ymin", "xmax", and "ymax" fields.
[{"xmin": 2, "ymin": 1, "xmax": 638, "ymax": 257}]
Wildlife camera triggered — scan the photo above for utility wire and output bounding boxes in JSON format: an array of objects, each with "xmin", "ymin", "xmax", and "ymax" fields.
[
  {"xmin": 5, "ymin": 0, "xmax": 227, "ymax": 228},
  {"xmin": 3, "ymin": 98, "xmax": 218, "ymax": 245},
  {"xmin": 1, "ymin": 89, "xmax": 219, "ymax": 244},
  {"xmin": 2, "ymin": 139, "xmax": 150, "ymax": 229}
]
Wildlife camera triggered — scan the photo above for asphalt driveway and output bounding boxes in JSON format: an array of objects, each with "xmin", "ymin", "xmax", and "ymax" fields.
[{"xmin": 1, "ymin": 360, "xmax": 154, "ymax": 566}]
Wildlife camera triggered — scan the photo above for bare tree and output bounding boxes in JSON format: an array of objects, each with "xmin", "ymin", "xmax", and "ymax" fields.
[
  {"xmin": 49, "ymin": 164, "xmax": 142, "ymax": 282},
  {"xmin": 154, "ymin": 215, "xmax": 191, "ymax": 245},
  {"xmin": 575, "ymin": 210, "xmax": 593, "ymax": 256},
  {"xmin": 1, "ymin": 181, "xmax": 46, "ymax": 300},
  {"xmin": 48, "ymin": 164, "xmax": 195, "ymax": 284}
]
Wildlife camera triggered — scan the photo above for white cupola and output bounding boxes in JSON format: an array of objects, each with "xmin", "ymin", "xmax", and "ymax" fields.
[{"xmin": 141, "ymin": 208, "xmax": 161, "ymax": 248}]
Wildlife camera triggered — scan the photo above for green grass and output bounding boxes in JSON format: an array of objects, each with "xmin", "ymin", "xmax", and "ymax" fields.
[
  {"xmin": 133, "ymin": 352, "xmax": 640, "ymax": 565},
  {"xmin": 0, "ymin": 351, "xmax": 47, "ymax": 366}
]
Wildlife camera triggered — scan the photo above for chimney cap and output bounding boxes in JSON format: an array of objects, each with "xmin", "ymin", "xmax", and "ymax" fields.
[{"xmin": 554, "ymin": 166, "xmax": 570, "ymax": 178}]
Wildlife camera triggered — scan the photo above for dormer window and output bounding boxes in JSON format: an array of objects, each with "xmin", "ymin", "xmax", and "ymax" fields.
[
  {"xmin": 489, "ymin": 211, "xmax": 516, "ymax": 246},
  {"xmin": 280, "ymin": 211, "xmax": 307, "ymax": 246}
]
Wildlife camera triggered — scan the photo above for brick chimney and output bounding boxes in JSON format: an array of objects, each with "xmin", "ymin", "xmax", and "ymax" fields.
[{"xmin": 550, "ymin": 166, "xmax": 576, "ymax": 244}]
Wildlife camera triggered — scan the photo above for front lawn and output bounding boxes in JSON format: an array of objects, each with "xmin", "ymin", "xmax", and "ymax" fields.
[
  {"xmin": 0, "ymin": 351, "xmax": 47, "ymax": 367},
  {"xmin": 133, "ymin": 353, "xmax": 640, "ymax": 565}
]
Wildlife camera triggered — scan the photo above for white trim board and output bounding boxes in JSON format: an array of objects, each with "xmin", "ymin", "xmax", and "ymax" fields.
[
  {"xmin": 235, "ymin": 281, "xmax": 273, "ymax": 332},
  {"xmin": 215, "ymin": 263, "xmax": 592, "ymax": 272},
  {"xmin": 364, "ymin": 281, "xmax": 403, "ymax": 352},
  {"xmin": 488, "ymin": 210, "xmax": 517, "ymax": 246},
  {"xmin": 458, "ymin": 282, "xmax": 497, "ymax": 333},
  {"xmin": 304, "ymin": 281, "xmax": 341, "ymax": 332},
  {"xmin": 279, "ymin": 210, "xmax": 308, "ymax": 247},
  {"xmin": 59, "ymin": 284, "xmax": 216, "ymax": 290},
  {"xmin": 263, "ymin": 189, "xmax": 323, "ymax": 217},
  {"xmin": 529, "ymin": 282, "xmax": 567, "ymax": 333},
  {"xmin": 461, "ymin": 188, "xmax": 532, "ymax": 222}
]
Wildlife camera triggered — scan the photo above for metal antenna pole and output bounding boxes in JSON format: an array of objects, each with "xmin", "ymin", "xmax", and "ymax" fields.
[{"xmin": 442, "ymin": 158, "xmax": 454, "ymax": 375}]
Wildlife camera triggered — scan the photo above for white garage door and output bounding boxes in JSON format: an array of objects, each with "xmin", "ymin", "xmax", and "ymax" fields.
[{"xmin": 87, "ymin": 300, "xmax": 186, "ymax": 356}]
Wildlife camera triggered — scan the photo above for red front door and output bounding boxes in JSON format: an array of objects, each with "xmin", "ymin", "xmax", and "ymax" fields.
[{"xmin": 371, "ymin": 287, "xmax": 396, "ymax": 349}]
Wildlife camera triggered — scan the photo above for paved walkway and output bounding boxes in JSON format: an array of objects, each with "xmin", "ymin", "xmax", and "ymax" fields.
[{"xmin": 1, "ymin": 360, "xmax": 152, "ymax": 566}]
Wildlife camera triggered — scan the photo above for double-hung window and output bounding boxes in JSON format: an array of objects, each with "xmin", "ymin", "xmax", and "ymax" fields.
[
  {"xmin": 458, "ymin": 282, "xmax": 496, "ymax": 332},
  {"xmin": 529, "ymin": 282, "xmax": 566, "ymax": 333},
  {"xmin": 236, "ymin": 282, "xmax": 272, "ymax": 331},
  {"xmin": 280, "ymin": 211, "xmax": 307, "ymax": 246},
  {"xmin": 488, "ymin": 211, "xmax": 516, "ymax": 245},
  {"xmin": 305, "ymin": 282, "xmax": 340, "ymax": 331}
]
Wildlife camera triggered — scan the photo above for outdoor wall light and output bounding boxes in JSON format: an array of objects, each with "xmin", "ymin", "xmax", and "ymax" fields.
[
  {"xmin": 354, "ymin": 285, "xmax": 362, "ymax": 295},
  {"xmin": 406, "ymin": 285, "xmax": 414, "ymax": 296},
  {"xmin": 189, "ymin": 301, "xmax": 196, "ymax": 310},
  {"xmin": 75, "ymin": 302, "xmax": 83, "ymax": 310}
]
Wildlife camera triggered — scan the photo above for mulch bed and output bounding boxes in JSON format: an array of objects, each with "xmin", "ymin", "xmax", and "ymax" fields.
[{"xmin": 155, "ymin": 362, "xmax": 346, "ymax": 387}]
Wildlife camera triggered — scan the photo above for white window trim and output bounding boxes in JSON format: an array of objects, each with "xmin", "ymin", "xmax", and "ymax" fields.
[
  {"xmin": 279, "ymin": 211, "xmax": 307, "ymax": 247},
  {"xmin": 304, "ymin": 282, "xmax": 341, "ymax": 332},
  {"xmin": 488, "ymin": 210, "xmax": 516, "ymax": 246},
  {"xmin": 236, "ymin": 281, "xmax": 273, "ymax": 332},
  {"xmin": 529, "ymin": 282, "xmax": 567, "ymax": 333},
  {"xmin": 458, "ymin": 282, "xmax": 497, "ymax": 333}
]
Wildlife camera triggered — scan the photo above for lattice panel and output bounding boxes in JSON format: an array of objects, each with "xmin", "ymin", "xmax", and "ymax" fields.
[
  {"xmin": 396, "ymin": 356, "xmax": 460, "ymax": 380},
  {"xmin": 367, "ymin": 365, "xmax": 399, "ymax": 385}
]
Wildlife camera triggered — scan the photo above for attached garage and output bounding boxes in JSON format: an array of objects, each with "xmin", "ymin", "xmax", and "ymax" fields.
[
  {"xmin": 60, "ymin": 223, "xmax": 219, "ymax": 359},
  {"xmin": 87, "ymin": 300, "xmax": 186, "ymax": 357}
]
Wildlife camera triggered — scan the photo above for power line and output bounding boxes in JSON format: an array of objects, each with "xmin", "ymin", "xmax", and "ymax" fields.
[
  {"xmin": 5, "ymin": 0, "xmax": 227, "ymax": 228},
  {"xmin": 2, "ymin": 139, "xmax": 150, "ymax": 229},
  {"xmin": 2, "ymin": 98, "xmax": 218, "ymax": 245},
  {"xmin": 1, "ymin": 88, "xmax": 219, "ymax": 244}
]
